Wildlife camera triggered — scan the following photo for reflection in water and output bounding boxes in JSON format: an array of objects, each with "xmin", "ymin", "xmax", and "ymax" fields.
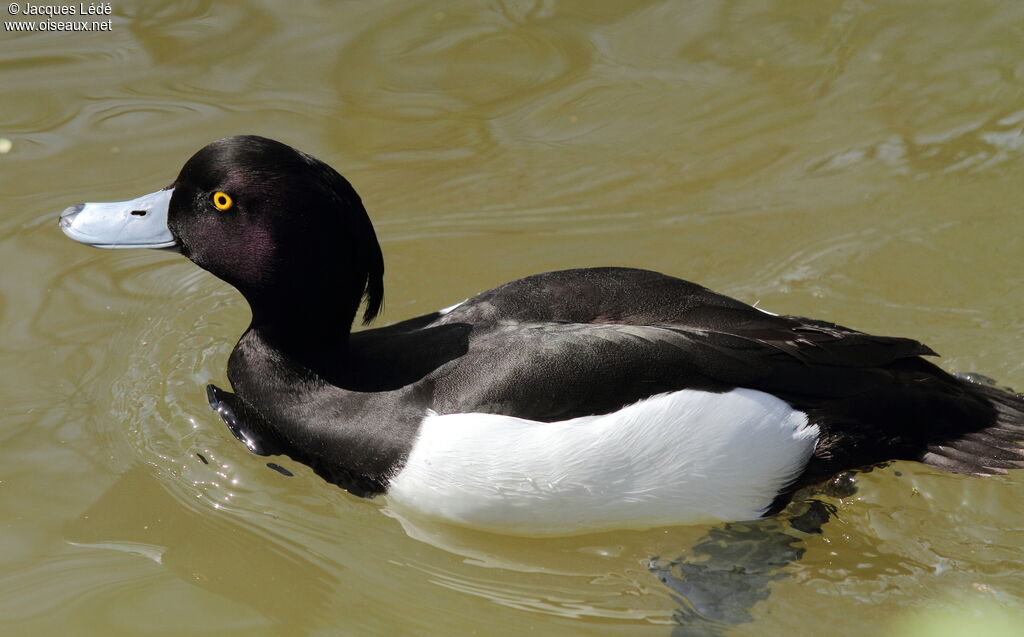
[
  {"xmin": 648, "ymin": 472, "xmax": 861, "ymax": 634},
  {"xmin": 652, "ymin": 500, "xmax": 834, "ymax": 636},
  {"xmin": 64, "ymin": 466, "xmax": 337, "ymax": 631},
  {"xmin": 389, "ymin": 486, "xmax": 847, "ymax": 633},
  {"xmin": 384, "ymin": 505, "xmax": 679, "ymax": 623}
]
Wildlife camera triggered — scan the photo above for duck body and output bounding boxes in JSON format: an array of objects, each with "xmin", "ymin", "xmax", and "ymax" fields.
[{"xmin": 59, "ymin": 135, "xmax": 1024, "ymax": 536}]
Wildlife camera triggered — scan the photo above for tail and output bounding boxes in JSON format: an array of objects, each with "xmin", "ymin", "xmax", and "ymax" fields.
[{"xmin": 920, "ymin": 376, "xmax": 1024, "ymax": 475}]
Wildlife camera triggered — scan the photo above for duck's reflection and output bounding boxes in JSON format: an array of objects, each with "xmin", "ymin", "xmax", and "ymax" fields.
[
  {"xmin": 650, "ymin": 499, "xmax": 834, "ymax": 636},
  {"xmin": 67, "ymin": 463, "xmax": 849, "ymax": 635},
  {"xmin": 390, "ymin": 476, "xmax": 850, "ymax": 636}
]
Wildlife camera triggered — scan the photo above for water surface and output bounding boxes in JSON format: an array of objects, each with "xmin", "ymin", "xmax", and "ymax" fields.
[{"xmin": 2, "ymin": 1, "xmax": 1023, "ymax": 635}]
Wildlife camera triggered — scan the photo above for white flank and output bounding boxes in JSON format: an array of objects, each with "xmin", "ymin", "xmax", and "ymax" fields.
[{"xmin": 387, "ymin": 388, "xmax": 819, "ymax": 536}]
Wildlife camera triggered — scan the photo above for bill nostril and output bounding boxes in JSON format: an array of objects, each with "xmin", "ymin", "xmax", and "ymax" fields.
[{"xmin": 130, "ymin": 210, "xmax": 147, "ymax": 216}]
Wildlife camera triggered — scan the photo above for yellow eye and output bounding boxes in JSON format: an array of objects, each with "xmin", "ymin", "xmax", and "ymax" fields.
[{"xmin": 212, "ymin": 191, "xmax": 233, "ymax": 211}]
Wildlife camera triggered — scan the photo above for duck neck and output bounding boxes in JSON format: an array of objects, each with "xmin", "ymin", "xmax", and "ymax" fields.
[{"xmin": 244, "ymin": 284, "xmax": 361, "ymax": 367}]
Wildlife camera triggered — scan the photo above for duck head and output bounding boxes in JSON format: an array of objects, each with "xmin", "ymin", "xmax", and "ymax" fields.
[{"xmin": 60, "ymin": 136, "xmax": 384, "ymax": 333}]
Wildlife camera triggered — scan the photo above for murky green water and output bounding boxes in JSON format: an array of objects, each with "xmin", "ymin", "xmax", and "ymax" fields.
[{"xmin": 3, "ymin": 1, "xmax": 1024, "ymax": 635}]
